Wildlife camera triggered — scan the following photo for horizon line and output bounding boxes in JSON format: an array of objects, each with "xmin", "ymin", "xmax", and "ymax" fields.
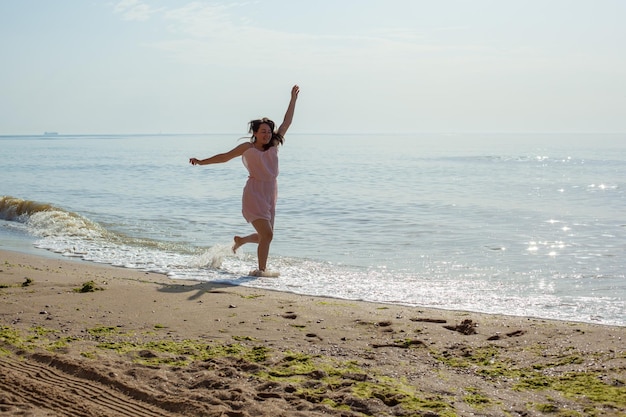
[{"xmin": 2, "ymin": 131, "xmax": 626, "ymax": 137}]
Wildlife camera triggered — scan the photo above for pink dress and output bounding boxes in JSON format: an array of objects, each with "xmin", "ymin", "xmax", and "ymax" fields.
[{"xmin": 241, "ymin": 145, "xmax": 279, "ymax": 225}]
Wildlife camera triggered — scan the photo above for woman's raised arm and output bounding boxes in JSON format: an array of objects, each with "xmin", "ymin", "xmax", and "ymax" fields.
[{"xmin": 277, "ymin": 85, "xmax": 300, "ymax": 137}]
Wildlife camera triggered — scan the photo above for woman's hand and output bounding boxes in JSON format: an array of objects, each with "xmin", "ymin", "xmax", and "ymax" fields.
[
  {"xmin": 189, "ymin": 158, "xmax": 200, "ymax": 165},
  {"xmin": 291, "ymin": 85, "xmax": 300, "ymax": 101}
]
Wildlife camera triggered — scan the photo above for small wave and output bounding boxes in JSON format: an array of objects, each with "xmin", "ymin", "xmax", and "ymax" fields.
[
  {"xmin": 1, "ymin": 196, "xmax": 197, "ymax": 262},
  {"xmin": 1, "ymin": 196, "xmax": 105, "ymax": 239},
  {"xmin": 0, "ymin": 196, "xmax": 56, "ymax": 221}
]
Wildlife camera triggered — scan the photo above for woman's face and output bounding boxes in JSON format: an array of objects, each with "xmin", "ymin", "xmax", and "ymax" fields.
[{"xmin": 254, "ymin": 123, "xmax": 273, "ymax": 145}]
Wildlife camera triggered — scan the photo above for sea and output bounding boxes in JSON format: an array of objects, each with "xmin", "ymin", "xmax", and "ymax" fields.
[{"xmin": 1, "ymin": 133, "xmax": 624, "ymax": 326}]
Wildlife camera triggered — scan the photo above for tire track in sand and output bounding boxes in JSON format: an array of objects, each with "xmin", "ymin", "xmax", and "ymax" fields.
[{"xmin": 0, "ymin": 354, "xmax": 180, "ymax": 417}]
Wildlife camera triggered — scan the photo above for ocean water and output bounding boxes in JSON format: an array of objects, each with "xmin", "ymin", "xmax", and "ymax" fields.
[{"xmin": 1, "ymin": 133, "xmax": 624, "ymax": 326}]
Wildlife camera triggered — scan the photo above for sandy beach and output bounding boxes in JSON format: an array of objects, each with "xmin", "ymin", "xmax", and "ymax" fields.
[{"xmin": 0, "ymin": 249, "xmax": 624, "ymax": 416}]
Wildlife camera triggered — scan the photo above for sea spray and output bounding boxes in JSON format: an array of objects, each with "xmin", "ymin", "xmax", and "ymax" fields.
[{"xmin": 192, "ymin": 244, "xmax": 234, "ymax": 269}]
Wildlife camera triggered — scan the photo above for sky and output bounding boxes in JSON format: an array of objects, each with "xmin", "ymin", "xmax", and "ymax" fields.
[{"xmin": 1, "ymin": 0, "xmax": 625, "ymax": 134}]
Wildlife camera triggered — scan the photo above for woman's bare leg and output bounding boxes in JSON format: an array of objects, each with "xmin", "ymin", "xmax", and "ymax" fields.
[
  {"xmin": 251, "ymin": 219, "xmax": 273, "ymax": 272},
  {"xmin": 232, "ymin": 233, "xmax": 258, "ymax": 253}
]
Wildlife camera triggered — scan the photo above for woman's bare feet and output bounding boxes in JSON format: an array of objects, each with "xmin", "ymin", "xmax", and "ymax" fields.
[
  {"xmin": 249, "ymin": 269, "xmax": 280, "ymax": 277},
  {"xmin": 232, "ymin": 233, "xmax": 259, "ymax": 253},
  {"xmin": 232, "ymin": 236, "xmax": 244, "ymax": 253}
]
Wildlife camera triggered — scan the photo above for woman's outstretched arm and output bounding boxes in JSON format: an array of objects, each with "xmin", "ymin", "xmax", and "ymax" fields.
[
  {"xmin": 277, "ymin": 85, "xmax": 300, "ymax": 137},
  {"xmin": 189, "ymin": 142, "xmax": 250, "ymax": 166}
]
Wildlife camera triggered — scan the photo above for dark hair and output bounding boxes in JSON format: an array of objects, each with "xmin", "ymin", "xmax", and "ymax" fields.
[{"xmin": 248, "ymin": 118, "xmax": 284, "ymax": 150}]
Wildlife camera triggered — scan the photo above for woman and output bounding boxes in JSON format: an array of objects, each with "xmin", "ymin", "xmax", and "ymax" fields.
[{"xmin": 189, "ymin": 85, "xmax": 299, "ymax": 276}]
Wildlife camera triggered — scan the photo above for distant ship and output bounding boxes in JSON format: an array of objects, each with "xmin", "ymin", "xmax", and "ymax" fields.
[{"xmin": 44, "ymin": 132, "xmax": 59, "ymax": 136}]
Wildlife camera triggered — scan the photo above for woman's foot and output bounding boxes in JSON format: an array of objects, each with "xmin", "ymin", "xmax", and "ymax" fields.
[
  {"xmin": 249, "ymin": 269, "xmax": 280, "ymax": 277},
  {"xmin": 232, "ymin": 233, "xmax": 259, "ymax": 253},
  {"xmin": 232, "ymin": 236, "xmax": 244, "ymax": 253}
]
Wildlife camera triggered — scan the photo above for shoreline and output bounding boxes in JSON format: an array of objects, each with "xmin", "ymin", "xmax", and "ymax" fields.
[
  {"xmin": 1, "ymin": 248, "xmax": 625, "ymax": 416},
  {"xmin": 4, "ymin": 242, "xmax": 622, "ymax": 328}
]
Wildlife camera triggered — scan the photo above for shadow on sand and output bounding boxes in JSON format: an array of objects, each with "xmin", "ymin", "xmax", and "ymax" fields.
[{"xmin": 156, "ymin": 275, "xmax": 259, "ymax": 301}]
